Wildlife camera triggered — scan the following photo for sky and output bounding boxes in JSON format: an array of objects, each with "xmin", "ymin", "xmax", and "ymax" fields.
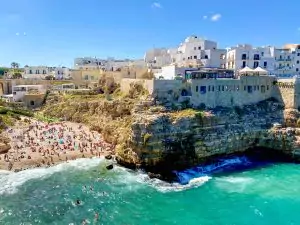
[{"xmin": 0, "ymin": 0, "xmax": 300, "ymax": 67}]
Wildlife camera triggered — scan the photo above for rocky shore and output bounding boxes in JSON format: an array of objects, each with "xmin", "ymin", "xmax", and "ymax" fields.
[{"xmin": 116, "ymin": 99, "xmax": 300, "ymax": 178}]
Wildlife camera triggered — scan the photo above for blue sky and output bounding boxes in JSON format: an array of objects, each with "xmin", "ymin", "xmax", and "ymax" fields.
[{"xmin": 0, "ymin": 0, "xmax": 300, "ymax": 67}]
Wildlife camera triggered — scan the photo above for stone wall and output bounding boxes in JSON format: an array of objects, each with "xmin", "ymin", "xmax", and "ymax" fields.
[
  {"xmin": 190, "ymin": 76, "xmax": 275, "ymax": 108},
  {"xmin": 272, "ymin": 79, "xmax": 296, "ymax": 109},
  {"xmin": 120, "ymin": 79, "xmax": 154, "ymax": 94}
]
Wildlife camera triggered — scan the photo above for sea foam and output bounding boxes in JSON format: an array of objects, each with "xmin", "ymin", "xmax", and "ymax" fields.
[{"xmin": 0, "ymin": 157, "xmax": 105, "ymax": 195}]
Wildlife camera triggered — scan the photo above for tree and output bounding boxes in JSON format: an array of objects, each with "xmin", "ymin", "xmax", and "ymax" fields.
[
  {"xmin": 11, "ymin": 62, "xmax": 19, "ymax": 69},
  {"xmin": 0, "ymin": 67, "xmax": 9, "ymax": 76},
  {"xmin": 12, "ymin": 72, "xmax": 22, "ymax": 79}
]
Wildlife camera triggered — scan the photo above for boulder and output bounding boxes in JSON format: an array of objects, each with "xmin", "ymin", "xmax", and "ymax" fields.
[
  {"xmin": 0, "ymin": 143, "xmax": 10, "ymax": 154},
  {"xmin": 148, "ymin": 172, "xmax": 162, "ymax": 179},
  {"xmin": 105, "ymin": 155, "xmax": 112, "ymax": 160},
  {"xmin": 106, "ymin": 164, "xmax": 113, "ymax": 170}
]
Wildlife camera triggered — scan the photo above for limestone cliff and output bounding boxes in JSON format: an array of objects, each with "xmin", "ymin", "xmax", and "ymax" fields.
[
  {"xmin": 117, "ymin": 99, "xmax": 300, "ymax": 175},
  {"xmin": 42, "ymin": 90, "xmax": 300, "ymax": 176}
]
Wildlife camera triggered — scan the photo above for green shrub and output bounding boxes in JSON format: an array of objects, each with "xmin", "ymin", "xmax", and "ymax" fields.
[{"xmin": 0, "ymin": 108, "xmax": 9, "ymax": 114}]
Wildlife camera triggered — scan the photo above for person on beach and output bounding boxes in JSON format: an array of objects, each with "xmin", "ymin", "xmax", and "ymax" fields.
[{"xmin": 1, "ymin": 119, "xmax": 114, "ymax": 170}]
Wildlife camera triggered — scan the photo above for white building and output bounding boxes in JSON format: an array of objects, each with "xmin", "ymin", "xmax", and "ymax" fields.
[
  {"xmin": 74, "ymin": 57, "xmax": 142, "ymax": 71},
  {"xmin": 12, "ymin": 85, "xmax": 46, "ymax": 102},
  {"xmin": 283, "ymin": 44, "xmax": 300, "ymax": 75},
  {"xmin": 54, "ymin": 67, "xmax": 71, "ymax": 80},
  {"xmin": 144, "ymin": 48, "xmax": 172, "ymax": 68},
  {"xmin": 144, "ymin": 35, "xmax": 226, "ymax": 69},
  {"xmin": 226, "ymin": 44, "xmax": 275, "ymax": 73},
  {"xmin": 23, "ymin": 66, "xmax": 49, "ymax": 79},
  {"xmin": 154, "ymin": 65, "xmax": 199, "ymax": 80},
  {"xmin": 269, "ymin": 47, "xmax": 294, "ymax": 77}
]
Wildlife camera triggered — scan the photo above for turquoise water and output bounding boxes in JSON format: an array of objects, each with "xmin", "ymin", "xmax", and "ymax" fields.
[{"xmin": 1, "ymin": 158, "xmax": 300, "ymax": 225}]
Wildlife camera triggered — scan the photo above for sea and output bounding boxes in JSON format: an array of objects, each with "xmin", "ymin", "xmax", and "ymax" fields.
[{"xmin": 0, "ymin": 156, "xmax": 300, "ymax": 225}]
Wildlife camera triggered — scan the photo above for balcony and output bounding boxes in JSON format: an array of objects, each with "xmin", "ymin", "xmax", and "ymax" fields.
[
  {"xmin": 253, "ymin": 57, "xmax": 260, "ymax": 60},
  {"xmin": 241, "ymin": 57, "xmax": 248, "ymax": 60}
]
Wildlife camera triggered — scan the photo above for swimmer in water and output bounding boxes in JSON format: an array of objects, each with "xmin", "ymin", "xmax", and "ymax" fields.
[
  {"xmin": 94, "ymin": 212, "xmax": 99, "ymax": 221},
  {"xmin": 76, "ymin": 199, "xmax": 81, "ymax": 205}
]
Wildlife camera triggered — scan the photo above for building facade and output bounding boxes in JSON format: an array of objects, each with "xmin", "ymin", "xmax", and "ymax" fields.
[
  {"xmin": 144, "ymin": 36, "xmax": 227, "ymax": 70},
  {"xmin": 74, "ymin": 57, "xmax": 143, "ymax": 71},
  {"xmin": 226, "ymin": 44, "xmax": 275, "ymax": 73}
]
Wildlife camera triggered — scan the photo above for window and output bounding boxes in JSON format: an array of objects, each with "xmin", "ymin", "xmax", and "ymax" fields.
[
  {"xmin": 296, "ymin": 68, "xmax": 299, "ymax": 72},
  {"xmin": 297, "ymin": 60, "xmax": 299, "ymax": 64},
  {"xmin": 247, "ymin": 86, "xmax": 252, "ymax": 93},
  {"xmin": 244, "ymin": 86, "xmax": 246, "ymax": 91},
  {"xmin": 287, "ymin": 64, "xmax": 290, "ymax": 67},
  {"xmin": 222, "ymin": 86, "xmax": 225, "ymax": 91},
  {"xmin": 29, "ymin": 70, "xmax": 32, "ymax": 74},
  {"xmin": 257, "ymin": 85, "xmax": 259, "ymax": 90},
  {"xmin": 288, "ymin": 56, "xmax": 290, "ymax": 60},
  {"xmin": 267, "ymin": 85, "xmax": 269, "ymax": 90},
  {"xmin": 242, "ymin": 61, "xmax": 246, "ymax": 68},
  {"xmin": 187, "ymin": 57, "xmax": 190, "ymax": 60},
  {"xmin": 218, "ymin": 85, "xmax": 221, "ymax": 91},
  {"xmin": 208, "ymin": 86, "xmax": 211, "ymax": 92},
  {"xmin": 241, "ymin": 54, "xmax": 247, "ymax": 60},
  {"xmin": 36, "ymin": 70, "xmax": 39, "ymax": 74},
  {"xmin": 254, "ymin": 86, "xmax": 256, "ymax": 91},
  {"xmin": 264, "ymin": 61, "xmax": 267, "ymax": 67},
  {"xmin": 194, "ymin": 47, "xmax": 196, "ymax": 50},
  {"xmin": 261, "ymin": 85, "xmax": 265, "ymax": 93},
  {"xmin": 279, "ymin": 63, "xmax": 282, "ymax": 68},
  {"xmin": 91, "ymin": 76, "xmax": 94, "ymax": 80},
  {"xmin": 183, "ymin": 58, "xmax": 185, "ymax": 61},
  {"xmin": 279, "ymin": 55, "xmax": 282, "ymax": 59},
  {"xmin": 212, "ymin": 86, "xmax": 214, "ymax": 92},
  {"xmin": 198, "ymin": 46, "xmax": 201, "ymax": 50},
  {"xmin": 298, "ymin": 53, "xmax": 300, "ymax": 56},
  {"xmin": 200, "ymin": 86, "xmax": 206, "ymax": 94},
  {"xmin": 261, "ymin": 52, "xmax": 264, "ymax": 56},
  {"xmin": 204, "ymin": 55, "xmax": 208, "ymax": 59},
  {"xmin": 30, "ymin": 100, "xmax": 35, "ymax": 106},
  {"xmin": 196, "ymin": 86, "xmax": 198, "ymax": 92},
  {"xmin": 84, "ymin": 75, "xmax": 89, "ymax": 80},
  {"xmin": 236, "ymin": 86, "xmax": 239, "ymax": 91},
  {"xmin": 253, "ymin": 54, "xmax": 260, "ymax": 60},
  {"xmin": 194, "ymin": 56, "xmax": 197, "ymax": 59},
  {"xmin": 253, "ymin": 61, "xmax": 259, "ymax": 68}
]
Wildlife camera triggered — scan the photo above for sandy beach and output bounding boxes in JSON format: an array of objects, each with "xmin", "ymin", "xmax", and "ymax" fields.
[{"xmin": 0, "ymin": 118, "xmax": 114, "ymax": 172}]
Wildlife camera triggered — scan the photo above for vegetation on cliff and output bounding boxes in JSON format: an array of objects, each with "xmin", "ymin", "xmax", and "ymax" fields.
[{"xmin": 41, "ymin": 78, "xmax": 149, "ymax": 164}]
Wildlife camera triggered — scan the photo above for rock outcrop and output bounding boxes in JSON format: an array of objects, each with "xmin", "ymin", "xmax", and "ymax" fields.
[{"xmin": 116, "ymin": 99, "xmax": 300, "ymax": 176}]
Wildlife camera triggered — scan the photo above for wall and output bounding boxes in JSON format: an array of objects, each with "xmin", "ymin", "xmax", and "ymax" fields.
[
  {"xmin": 272, "ymin": 79, "xmax": 296, "ymax": 109},
  {"xmin": 23, "ymin": 93, "xmax": 45, "ymax": 108},
  {"xmin": 120, "ymin": 78, "xmax": 154, "ymax": 94},
  {"xmin": 190, "ymin": 76, "xmax": 275, "ymax": 108}
]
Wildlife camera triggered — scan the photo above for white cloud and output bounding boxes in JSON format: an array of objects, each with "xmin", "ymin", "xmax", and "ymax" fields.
[
  {"xmin": 15, "ymin": 32, "xmax": 19, "ymax": 36},
  {"xmin": 203, "ymin": 15, "xmax": 208, "ymax": 20},
  {"xmin": 23, "ymin": 32, "xmax": 26, "ymax": 36},
  {"xmin": 211, "ymin": 13, "xmax": 221, "ymax": 21},
  {"xmin": 152, "ymin": 2, "xmax": 162, "ymax": 8},
  {"xmin": 298, "ymin": 27, "xmax": 300, "ymax": 31}
]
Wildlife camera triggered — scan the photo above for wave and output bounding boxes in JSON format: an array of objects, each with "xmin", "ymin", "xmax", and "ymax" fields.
[
  {"xmin": 0, "ymin": 157, "xmax": 212, "ymax": 196},
  {"xmin": 112, "ymin": 166, "xmax": 211, "ymax": 193},
  {"xmin": 0, "ymin": 157, "xmax": 106, "ymax": 195}
]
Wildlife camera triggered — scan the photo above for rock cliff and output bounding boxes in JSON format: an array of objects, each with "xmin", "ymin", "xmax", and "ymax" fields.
[
  {"xmin": 117, "ymin": 99, "xmax": 300, "ymax": 177},
  {"xmin": 42, "ymin": 90, "xmax": 300, "ymax": 177}
]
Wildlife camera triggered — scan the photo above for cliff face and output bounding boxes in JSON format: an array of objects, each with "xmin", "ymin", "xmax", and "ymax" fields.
[
  {"xmin": 117, "ymin": 99, "xmax": 300, "ymax": 174},
  {"xmin": 42, "ymin": 91, "xmax": 300, "ymax": 175}
]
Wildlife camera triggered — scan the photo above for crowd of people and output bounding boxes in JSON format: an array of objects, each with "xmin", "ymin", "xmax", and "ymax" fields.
[{"xmin": 0, "ymin": 119, "xmax": 114, "ymax": 171}]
